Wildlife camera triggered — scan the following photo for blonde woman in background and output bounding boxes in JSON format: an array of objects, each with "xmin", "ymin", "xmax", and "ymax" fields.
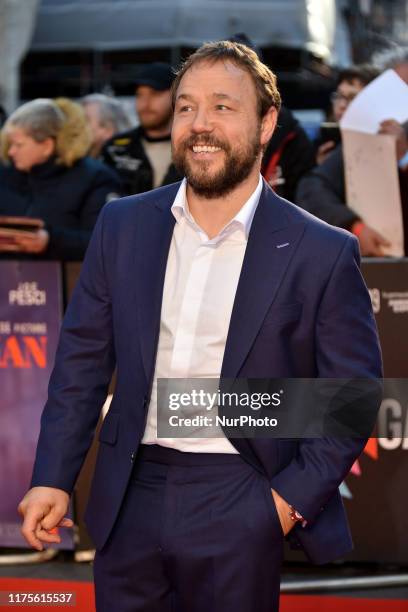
[{"xmin": 0, "ymin": 98, "xmax": 120, "ymax": 260}]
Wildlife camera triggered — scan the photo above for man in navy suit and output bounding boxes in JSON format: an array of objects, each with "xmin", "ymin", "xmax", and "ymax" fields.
[{"xmin": 19, "ymin": 41, "xmax": 382, "ymax": 611}]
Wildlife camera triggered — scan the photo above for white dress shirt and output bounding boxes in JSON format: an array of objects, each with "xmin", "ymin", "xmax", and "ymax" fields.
[{"xmin": 141, "ymin": 175, "xmax": 263, "ymax": 452}]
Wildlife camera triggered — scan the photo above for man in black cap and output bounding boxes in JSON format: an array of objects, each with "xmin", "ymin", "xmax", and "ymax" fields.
[{"xmin": 102, "ymin": 63, "xmax": 181, "ymax": 196}]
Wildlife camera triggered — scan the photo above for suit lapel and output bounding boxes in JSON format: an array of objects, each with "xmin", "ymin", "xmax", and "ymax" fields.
[
  {"xmin": 136, "ymin": 185, "xmax": 178, "ymax": 382},
  {"xmin": 221, "ymin": 182, "xmax": 306, "ymax": 379}
]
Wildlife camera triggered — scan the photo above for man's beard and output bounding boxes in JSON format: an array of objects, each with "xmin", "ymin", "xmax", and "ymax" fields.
[{"xmin": 172, "ymin": 128, "xmax": 261, "ymax": 198}]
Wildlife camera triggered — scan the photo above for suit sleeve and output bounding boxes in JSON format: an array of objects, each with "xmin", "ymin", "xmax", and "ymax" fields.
[
  {"xmin": 270, "ymin": 235, "xmax": 383, "ymax": 522},
  {"xmin": 31, "ymin": 203, "xmax": 116, "ymax": 494}
]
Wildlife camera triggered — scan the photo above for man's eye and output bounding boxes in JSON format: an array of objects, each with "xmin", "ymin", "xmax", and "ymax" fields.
[
  {"xmin": 216, "ymin": 104, "xmax": 229, "ymax": 111},
  {"xmin": 178, "ymin": 105, "xmax": 192, "ymax": 113}
]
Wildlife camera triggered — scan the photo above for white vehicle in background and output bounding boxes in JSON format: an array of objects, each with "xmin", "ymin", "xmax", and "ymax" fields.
[
  {"xmin": 29, "ymin": 0, "xmax": 351, "ymax": 67},
  {"xmin": 4, "ymin": 0, "xmax": 406, "ymax": 117},
  {"xmin": 11, "ymin": 0, "xmax": 352, "ymax": 112}
]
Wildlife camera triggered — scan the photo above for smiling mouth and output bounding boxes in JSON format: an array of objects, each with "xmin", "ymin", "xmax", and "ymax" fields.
[{"xmin": 191, "ymin": 145, "xmax": 222, "ymax": 153}]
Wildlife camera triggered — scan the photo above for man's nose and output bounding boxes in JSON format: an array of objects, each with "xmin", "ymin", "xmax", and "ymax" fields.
[{"xmin": 190, "ymin": 108, "xmax": 213, "ymax": 133}]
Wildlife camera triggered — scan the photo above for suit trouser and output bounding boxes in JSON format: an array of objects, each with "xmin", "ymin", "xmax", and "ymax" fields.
[{"xmin": 94, "ymin": 444, "xmax": 284, "ymax": 612}]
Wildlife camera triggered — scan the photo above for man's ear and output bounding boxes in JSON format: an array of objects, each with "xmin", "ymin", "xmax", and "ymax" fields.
[{"xmin": 260, "ymin": 106, "xmax": 278, "ymax": 147}]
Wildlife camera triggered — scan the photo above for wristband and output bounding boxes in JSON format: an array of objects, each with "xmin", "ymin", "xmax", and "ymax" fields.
[
  {"xmin": 351, "ymin": 221, "xmax": 365, "ymax": 238},
  {"xmin": 288, "ymin": 505, "xmax": 307, "ymax": 528}
]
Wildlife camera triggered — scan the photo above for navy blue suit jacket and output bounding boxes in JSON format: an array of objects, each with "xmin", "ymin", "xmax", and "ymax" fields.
[{"xmin": 31, "ymin": 180, "xmax": 382, "ymax": 564}]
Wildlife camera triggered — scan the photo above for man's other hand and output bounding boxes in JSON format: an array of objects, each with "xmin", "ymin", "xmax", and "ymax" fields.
[{"xmin": 18, "ymin": 487, "xmax": 73, "ymax": 551}]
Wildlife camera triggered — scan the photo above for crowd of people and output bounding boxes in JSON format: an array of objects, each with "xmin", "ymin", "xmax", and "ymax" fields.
[
  {"xmin": 0, "ymin": 98, "xmax": 120, "ymax": 260},
  {"xmin": 0, "ymin": 44, "xmax": 407, "ymax": 261},
  {"xmin": 297, "ymin": 52, "xmax": 408, "ymax": 256}
]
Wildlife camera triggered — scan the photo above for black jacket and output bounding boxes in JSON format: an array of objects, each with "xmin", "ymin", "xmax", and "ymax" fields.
[
  {"xmin": 297, "ymin": 144, "xmax": 408, "ymax": 252},
  {"xmin": 102, "ymin": 126, "xmax": 181, "ymax": 196},
  {"xmin": 262, "ymin": 107, "xmax": 316, "ymax": 202},
  {"xmin": 295, "ymin": 145, "xmax": 361, "ymax": 230},
  {"xmin": 0, "ymin": 157, "xmax": 120, "ymax": 261}
]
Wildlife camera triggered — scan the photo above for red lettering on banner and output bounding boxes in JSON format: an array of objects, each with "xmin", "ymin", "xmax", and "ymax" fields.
[
  {"xmin": 0, "ymin": 335, "xmax": 47, "ymax": 368},
  {"xmin": 0, "ymin": 336, "xmax": 29, "ymax": 368},
  {"xmin": 23, "ymin": 336, "xmax": 47, "ymax": 368}
]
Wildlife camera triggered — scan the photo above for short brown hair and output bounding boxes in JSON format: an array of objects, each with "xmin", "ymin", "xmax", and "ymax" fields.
[
  {"xmin": 172, "ymin": 40, "xmax": 281, "ymax": 118},
  {"xmin": 337, "ymin": 65, "xmax": 380, "ymax": 87}
]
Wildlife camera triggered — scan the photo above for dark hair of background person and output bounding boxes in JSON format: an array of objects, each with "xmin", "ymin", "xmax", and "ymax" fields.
[{"xmin": 337, "ymin": 65, "xmax": 380, "ymax": 87}]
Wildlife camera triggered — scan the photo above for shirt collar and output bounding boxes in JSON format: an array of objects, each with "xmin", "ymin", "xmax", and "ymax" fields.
[{"xmin": 171, "ymin": 175, "xmax": 263, "ymax": 240}]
